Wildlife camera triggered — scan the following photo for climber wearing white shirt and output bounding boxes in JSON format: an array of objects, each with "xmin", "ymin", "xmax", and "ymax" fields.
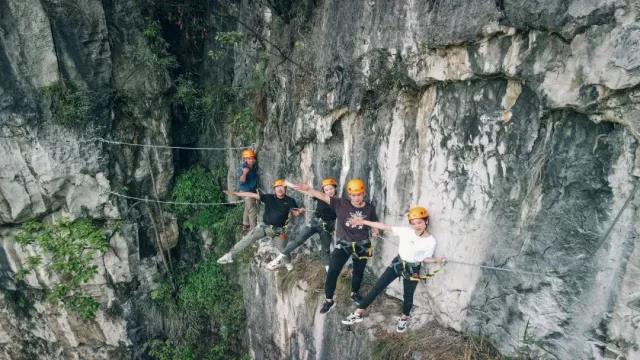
[{"xmin": 341, "ymin": 206, "xmax": 445, "ymax": 333}]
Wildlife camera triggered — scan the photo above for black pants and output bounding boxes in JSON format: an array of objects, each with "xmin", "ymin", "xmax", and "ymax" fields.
[
  {"xmin": 282, "ymin": 219, "xmax": 333, "ymax": 266},
  {"xmin": 357, "ymin": 258, "xmax": 420, "ymax": 316},
  {"xmin": 324, "ymin": 242, "xmax": 370, "ymax": 299}
]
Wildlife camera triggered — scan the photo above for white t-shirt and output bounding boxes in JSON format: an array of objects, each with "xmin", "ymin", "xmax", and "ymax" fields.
[{"xmin": 391, "ymin": 226, "xmax": 437, "ymax": 263}]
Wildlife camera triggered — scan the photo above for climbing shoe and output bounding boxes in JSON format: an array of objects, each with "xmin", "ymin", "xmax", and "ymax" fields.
[
  {"xmin": 396, "ymin": 317, "xmax": 409, "ymax": 333},
  {"xmin": 341, "ymin": 312, "xmax": 364, "ymax": 325},
  {"xmin": 319, "ymin": 300, "xmax": 334, "ymax": 314},
  {"xmin": 285, "ymin": 262, "xmax": 294, "ymax": 271},
  {"xmin": 266, "ymin": 254, "xmax": 286, "ymax": 270},
  {"xmin": 216, "ymin": 253, "xmax": 233, "ymax": 264},
  {"xmin": 350, "ymin": 292, "xmax": 362, "ymax": 305}
]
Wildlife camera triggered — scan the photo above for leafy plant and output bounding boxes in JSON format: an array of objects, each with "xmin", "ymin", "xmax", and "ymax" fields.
[
  {"xmin": 169, "ymin": 166, "xmax": 230, "ymax": 232},
  {"xmin": 127, "ymin": 20, "xmax": 177, "ymax": 77},
  {"xmin": 15, "ymin": 218, "xmax": 109, "ymax": 320},
  {"xmin": 146, "ymin": 253, "xmax": 247, "ymax": 359},
  {"xmin": 42, "ymin": 82, "xmax": 91, "ymax": 127},
  {"xmin": 148, "ymin": 339, "xmax": 197, "ymax": 360}
]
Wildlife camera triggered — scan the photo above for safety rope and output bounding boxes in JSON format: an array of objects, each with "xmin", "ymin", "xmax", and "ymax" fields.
[
  {"xmin": 92, "ymin": 137, "xmax": 253, "ymax": 151},
  {"xmin": 106, "ymin": 190, "xmax": 243, "ymax": 206},
  {"xmin": 374, "ymin": 234, "xmax": 554, "ymax": 277},
  {"xmin": 445, "ymin": 259, "xmax": 552, "ymax": 277}
]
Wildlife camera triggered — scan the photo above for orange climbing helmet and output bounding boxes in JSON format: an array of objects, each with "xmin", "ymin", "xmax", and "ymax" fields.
[
  {"xmin": 321, "ymin": 178, "xmax": 337, "ymax": 188},
  {"xmin": 272, "ymin": 179, "xmax": 286, "ymax": 188},
  {"xmin": 346, "ymin": 178, "xmax": 366, "ymax": 195},
  {"xmin": 407, "ymin": 206, "xmax": 429, "ymax": 222},
  {"xmin": 242, "ymin": 149, "xmax": 256, "ymax": 159}
]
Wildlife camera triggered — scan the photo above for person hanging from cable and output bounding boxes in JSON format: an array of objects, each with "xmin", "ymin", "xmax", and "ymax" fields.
[
  {"xmin": 238, "ymin": 148, "xmax": 259, "ymax": 233},
  {"xmin": 292, "ymin": 178, "xmax": 379, "ymax": 314},
  {"xmin": 266, "ymin": 178, "xmax": 338, "ymax": 272},
  {"xmin": 217, "ymin": 179, "xmax": 304, "ymax": 264},
  {"xmin": 340, "ymin": 206, "xmax": 445, "ymax": 333}
]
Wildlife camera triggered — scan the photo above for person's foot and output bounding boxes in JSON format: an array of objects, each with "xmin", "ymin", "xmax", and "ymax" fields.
[
  {"xmin": 341, "ymin": 312, "xmax": 364, "ymax": 325},
  {"xmin": 242, "ymin": 225, "xmax": 251, "ymax": 234},
  {"xmin": 217, "ymin": 253, "xmax": 233, "ymax": 264},
  {"xmin": 350, "ymin": 292, "xmax": 362, "ymax": 305},
  {"xmin": 396, "ymin": 317, "xmax": 410, "ymax": 333},
  {"xmin": 266, "ymin": 254, "xmax": 286, "ymax": 270},
  {"xmin": 324, "ymin": 265, "xmax": 329, "ymax": 273},
  {"xmin": 319, "ymin": 300, "xmax": 334, "ymax": 314},
  {"xmin": 285, "ymin": 262, "xmax": 294, "ymax": 271}
]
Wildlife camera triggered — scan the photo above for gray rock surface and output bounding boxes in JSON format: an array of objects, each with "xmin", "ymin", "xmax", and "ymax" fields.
[
  {"xmin": 1, "ymin": 0, "xmax": 640, "ymax": 359},
  {"xmin": 0, "ymin": 0, "xmax": 174, "ymax": 358},
  {"xmin": 229, "ymin": 1, "xmax": 640, "ymax": 359}
]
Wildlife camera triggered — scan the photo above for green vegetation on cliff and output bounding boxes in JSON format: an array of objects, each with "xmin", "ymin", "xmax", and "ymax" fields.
[
  {"xmin": 15, "ymin": 218, "xmax": 110, "ymax": 320},
  {"xmin": 143, "ymin": 165, "xmax": 247, "ymax": 359}
]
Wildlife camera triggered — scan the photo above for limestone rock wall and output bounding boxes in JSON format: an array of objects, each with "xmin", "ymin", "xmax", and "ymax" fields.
[
  {"xmin": 0, "ymin": 0, "xmax": 174, "ymax": 358},
  {"xmin": 233, "ymin": 1, "xmax": 640, "ymax": 359}
]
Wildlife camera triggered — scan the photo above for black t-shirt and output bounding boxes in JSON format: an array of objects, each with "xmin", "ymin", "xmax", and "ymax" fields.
[
  {"xmin": 259, "ymin": 193, "xmax": 298, "ymax": 227},
  {"xmin": 315, "ymin": 198, "xmax": 337, "ymax": 222},
  {"xmin": 329, "ymin": 197, "xmax": 378, "ymax": 242}
]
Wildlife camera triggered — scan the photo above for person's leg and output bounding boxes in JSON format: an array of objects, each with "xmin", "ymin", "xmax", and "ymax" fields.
[
  {"xmin": 341, "ymin": 265, "xmax": 399, "ymax": 325},
  {"xmin": 318, "ymin": 227, "xmax": 332, "ymax": 268},
  {"xmin": 324, "ymin": 248, "xmax": 351, "ymax": 300},
  {"xmin": 401, "ymin": 277, "xmax": 419, "ymax": 317},
  {"xmin": 228, "ymin": 226, "xmax": 266, "ymax": 256},
  {"xmin": 282, "ymin": 224, "xmax": 319, "ymax": 258},
  {"xmin": 244, "ymin": 197, "xmax": 257, "ymax": 229},
  {"xmin": 356, "ymin": 265, "xmax": 398, "ymax": 310},
  {"xmin": 350, "ymin": 256, "xmax": 369, "ymax": 295}
]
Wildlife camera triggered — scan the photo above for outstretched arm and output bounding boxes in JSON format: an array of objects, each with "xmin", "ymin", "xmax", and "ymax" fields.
[
  {"xmin": 224, "ymin": 190, "xmax": 260, "ymax": 200},
  {"xmin": 349, "ymin": 217, "xmax": 392, "ymax": 232},
  {"xmin": 291, "ymin": 183, "xmax": 330, "ymax": 204}
]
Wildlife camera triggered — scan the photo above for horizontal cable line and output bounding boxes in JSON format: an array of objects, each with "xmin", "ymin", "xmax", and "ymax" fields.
[
  {"xmin": 445, "ymin": 259, "xmax": 552, "ymax": 277},
  {"xmin": 106, "ymin": 191, "xmax": 243, "ymax": 206},
  {"xmin": 372, "ymin": 235, "xmax": 554, "ymax": 277},
  {"xmin": 93, "ymin": 137, "xmax": 252, "ymax": 151}
]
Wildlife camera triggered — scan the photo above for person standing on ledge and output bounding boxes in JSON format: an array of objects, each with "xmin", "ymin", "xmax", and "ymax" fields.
[
  {"xmin": 266, "ymin": 178, "xmax": 338, "ymax": 272},
  {"xmin": 238, "ymin": 148, "xmax": 259, "ymax": 233},
  {"xmin": 292, "ymin": 178, "xmax": 379, "ymax": 314},
  {"xmin": 340, "ymin": 206, "xmax": 445, "ymax": 333}
]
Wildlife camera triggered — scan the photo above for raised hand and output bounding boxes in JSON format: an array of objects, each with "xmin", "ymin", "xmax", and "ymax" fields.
[{"xmin": 295, "ymin": 183, "xmax": 311, "ymax": 192}]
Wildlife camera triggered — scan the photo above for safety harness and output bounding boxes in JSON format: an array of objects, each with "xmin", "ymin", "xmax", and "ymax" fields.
[
  {"xmin": 391, "ymin": 256, "xmax": 443, "ymax": 282},
  {"xmin": 337, "ymin": 239, "xmax": 374, "ymax": 260}
]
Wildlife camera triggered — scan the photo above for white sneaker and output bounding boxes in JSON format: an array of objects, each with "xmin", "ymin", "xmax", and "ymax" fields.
[
  {"xmin": 396, "ymin": 317, "xmax": 409, "ymax": 333},
  {"xmin": 266, "ymin": 254, "xmax": 286, "ymax": 270},
  {"xmin": 325, "ymin": 265, "xmax": 329, "ymax": 273},
  {"xmin": 285, "ymin": 263, "xmax": 294, "ymax": 271},
  {"xmin": 216, "ymin": 253, "xmax": 233, "ymax": 264},
  {"xmin": 341, "ymin": 312, "xmax": 364, "ymax": 325}
]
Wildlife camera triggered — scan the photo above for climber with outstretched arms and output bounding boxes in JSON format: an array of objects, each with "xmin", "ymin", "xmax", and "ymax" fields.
[
  {"xmin": 292, "ymin": 178, "xmax": 379, "ymax": 314},
  {"xmin": 340, "ymin": 206, "xmax": 445, "ymax": 332},
  {"xmin": 266, "ymin": 178, "xmax": 338, "ymax": 272},
  {"xmin": 217, "ymin": 179, "xmax": 304, "ymax": 264}
]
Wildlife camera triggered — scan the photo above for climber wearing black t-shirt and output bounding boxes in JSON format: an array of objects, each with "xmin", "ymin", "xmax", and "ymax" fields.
[
  {"xmin": 266, "ymin": 178, "xmax": 339, "ymax": 272},
  {"xmin": 217, "ymin": 179, "xmax": 304, "ymax": 265},
  {"xmin": 293, "ymin": 178, "xmax": 379, "ymax": 314}
]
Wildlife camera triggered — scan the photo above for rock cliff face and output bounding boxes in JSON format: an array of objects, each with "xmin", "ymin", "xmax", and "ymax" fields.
[
  {"xmin": 232, "ymin": 1, "xmax": 640, "ymax": 359},
  {"xmin": 1, "ymin": 0, "xmax": 174, "ymax": 358},
  {"xmin": 1, "ymin": 0, "xmax": 640, "ymax": 359}
]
